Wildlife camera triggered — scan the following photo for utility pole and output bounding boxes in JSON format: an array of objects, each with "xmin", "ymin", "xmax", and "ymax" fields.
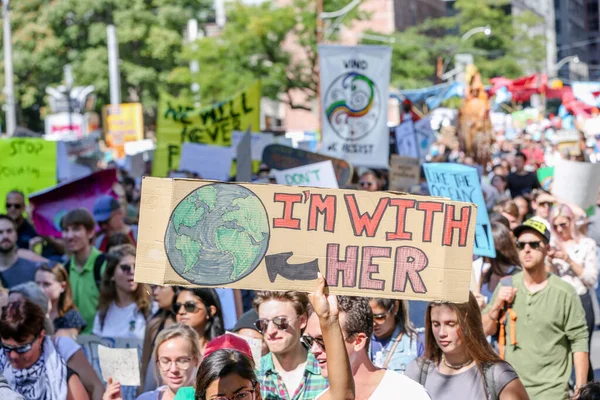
[
  {"xmin": 2, "ymin": 0, "xmax": 16, "ymax": 136},
  {"xmin": 107, "ymin": 25, "xmax": 121, "ymax": 106}
]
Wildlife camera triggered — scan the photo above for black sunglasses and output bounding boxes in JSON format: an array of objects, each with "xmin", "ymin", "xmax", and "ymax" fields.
[
  {"xmin": 173, "ymin": 301, "xmax": 202, "ymax": 314},
  {"xmin": 515, "ymin": 240, "xmax": 542, "ymax": 250},
  {"xmin": 301, "ymin": 335, "xmax": 326, "ymax": 351},
  {"xmin": 119, "ymin": 264, "xmax": 135, "ymax": 274},
  {"xmin": 5, "ymin": 203, "xmax": 22, "ymax": 210},
  {"xmin": 254, "ymin": 316, "xmax": 293, "ymax": 333},
  {"xmin": 1, "ymin": 333, "xmax": 39, "ymax": 355}
]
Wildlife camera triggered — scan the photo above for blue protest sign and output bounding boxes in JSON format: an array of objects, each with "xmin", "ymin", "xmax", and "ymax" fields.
[{"xmin": 423, "ymin": 163, "xmax": 496, "ymax": 258}]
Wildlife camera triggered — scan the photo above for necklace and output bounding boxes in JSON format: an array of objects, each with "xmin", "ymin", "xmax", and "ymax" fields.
[{"xmin": 442, "ymin": 355, "xmax": 473, "ymax": 370}]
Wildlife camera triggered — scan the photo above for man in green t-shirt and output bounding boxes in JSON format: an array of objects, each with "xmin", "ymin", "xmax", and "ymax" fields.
[
  {"xmin": 482, "ymin": 217, "xmax": 589, "ymax": 399},
  {"xmin": 61, "ymin": 208, "xmax": 107, "ymax": 334}
]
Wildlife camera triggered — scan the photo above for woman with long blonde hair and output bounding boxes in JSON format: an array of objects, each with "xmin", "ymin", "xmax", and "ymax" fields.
[
  {"xmin": 92, "ymin": 244, "xmax": 152, "ymax": 340},
  {"xmin": 405, "ymin": 293, "xmax": 528, "ymax": 399}
]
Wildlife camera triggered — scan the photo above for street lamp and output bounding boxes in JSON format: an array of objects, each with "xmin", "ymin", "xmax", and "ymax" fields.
[
  {"xmin": 554, "ymin": 55, "xmax": 579, "ymax": 72},
  {"xmin": 461, "ymin": 25, "xmax": 492, "ymax": 41}
]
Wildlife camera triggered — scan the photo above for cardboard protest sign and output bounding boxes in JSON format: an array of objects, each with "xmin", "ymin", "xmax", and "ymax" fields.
[
  {"xmin": 423, "ymin": 163, "xmax": 496, "ymax": 258},
  {"xmin": 134, "ymin": 178, "xmax": 477, "ymax": 302},
  {"xmin": 319, "ymin": 45, "xmax": 391, "ymax": 168},
  {"xmin": 232, "ymin": 131, "xmax": 274, "ymax": 173},
  {"xmin": 103, "ymin": 103, "xmax": 144, "ymax": 159},
  {"xmin": 262, "ymin": 144, "xmax": 353, "ymax": 187},
  {"xmin": 552, "ymin": 160, "xmax": 600, "ymax": 214},
  {"xmin": 153, "ymin": 82, "xmax": 260, "ymax": 177},
  {"xmin": 389, "ymin": 156, "xmax": 420, "ymax": 192},
  {"xmin": 537, "ymin": 166, "xmax": 554, "ymax": 191},
  {"xmin": 395, "ymin": 117, "xmax": 435, "ymax": 163},
  {"xmin": 78, "ymin": 335, "xmax": 142, "ymax": 400},
  {"xmin": 98, "ymin": 345, "xmax": 140, "ymax": 386},
  {"xmin": 30, "ymin": 169, "xmax": 118, "ymax": 237},
  {"xmin": 273, "ymin": 161, "xmax": 338, "ymax": 189},
  {"xmin": 179, "ymin": 143, "xmax": 234, "ymax": 181},
  {"xmin": 0, "ymin": 138, "xmax": 57, "ymax": 213}
]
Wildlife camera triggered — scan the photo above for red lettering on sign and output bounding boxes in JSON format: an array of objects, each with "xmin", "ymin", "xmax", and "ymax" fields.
[
  {"xmin": 325, "ymin": 244, "xmax": 358, "ymax": 288},
  {"xmin": 344, "ymin": 195, "xmax": 388, "ymax": 237},
  {"xmin": 272, "ymin": 193, "xmax": 302, "ymax": 230},
  {"xmin": 308, "ymin": 194, "xmax": 336, "ymax": 232},
  {"xmin": 386, "ymin": 199, "xmax": 415, "ymax": 240},
  {"xmin": 442, "ymin": 205, "xmax": 471, "ymax": 247},
  {"xmin": 392, "ymin": 246, "xmax": 428, "ymax": 293},
  {"xmin": 417, "ymin": 201, "xmax": 444, "ymax": 242},
  {"xmin": 359, "ymin": 246, "xmax": 390, "ymax": 290}
]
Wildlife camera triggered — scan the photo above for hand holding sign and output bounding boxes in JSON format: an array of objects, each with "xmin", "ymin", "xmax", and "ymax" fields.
[{"xmin": 98, "ymin": 345, "xmax": 141, "ymax": 387}]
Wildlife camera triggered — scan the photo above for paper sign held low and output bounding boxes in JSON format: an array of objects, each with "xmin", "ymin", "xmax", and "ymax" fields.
[{"xmin": 135, "ymin": 178, "xmax": 478, "ymax": 302}]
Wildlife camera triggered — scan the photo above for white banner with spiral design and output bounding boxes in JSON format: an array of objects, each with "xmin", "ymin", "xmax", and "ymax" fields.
[{"xmin": 319, "ymin": 44, "xmax": 391, "ymax": 168}]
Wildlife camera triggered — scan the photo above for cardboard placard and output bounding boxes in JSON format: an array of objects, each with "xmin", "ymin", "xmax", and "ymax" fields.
[
  {"xmin": 98, "ymin": 346, "xmax": 141, "ymax": 386},
  {"xmin": 179, "ymin": 143, "xmax": 234, "ymax": 181},
  {"xmin": 389, "ymin": 155, "xmax": 420, "ymax": 192},
  {"xmin": 423, "ymin": 163, "xmax": 496, "ymax": 258},
  {"xmin": 0, "ymin": 138, "xmax": 58, "ymax": 213},
  {"xmin": 153, "ymin": 82, "xmax": 260, "ymax": 177},
  {"xmin": 552, "ymin": 160, "xmax": 600, "ymax": 212},
  {"xmin": 395, "ymin": 117, "xmax": 435, "ymax": 163},
  {"xmin": 273, "ymin": 161, "xmax": 339, "ymax": 189},
  {"xmin": 134, "ymin": 177, "xmax": 477, "ymax": 302},
  {"xmin": 262, "ymin": 144, "xmax": 353, "ymax": 187}
]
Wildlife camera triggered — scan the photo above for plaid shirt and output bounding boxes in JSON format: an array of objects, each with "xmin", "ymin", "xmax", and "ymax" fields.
[{"xmin": 257, "ymin": 351, "xmax": 329, "ymax": 400}]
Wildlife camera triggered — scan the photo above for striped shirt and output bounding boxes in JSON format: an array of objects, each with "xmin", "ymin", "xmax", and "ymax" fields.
[{"xmin": 257, "ymin": 351, "xmax": 328, "ymax": 400}]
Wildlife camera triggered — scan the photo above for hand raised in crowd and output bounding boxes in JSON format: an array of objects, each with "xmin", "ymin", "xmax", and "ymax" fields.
[
  {"xmin": 102, "ymin": 377, "xmax": 123, "ymax": 400},
  {"xmin": 492, "ymin": 286, "xmax": 518, "ymax": 312},
  {"xmin": 547, "ymin": 244, "xmax": 569, "ymax": 263},
  {"xmin": 308, "ymin": 272, "xmax": 339, "ymax": 322}
]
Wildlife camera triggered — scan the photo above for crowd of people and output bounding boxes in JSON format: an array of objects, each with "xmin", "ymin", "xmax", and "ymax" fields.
[{"xmin": 1, "ymin": 132, "xmax": 600, "ymax": 400}]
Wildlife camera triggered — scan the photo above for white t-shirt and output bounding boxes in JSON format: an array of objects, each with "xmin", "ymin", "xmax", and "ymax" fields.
[
  {"xmin": 92, "ymin": 302, "xmax": 148, "ymax": 340},
  {"xmin": 53, "ymin": 336, "xmax": 81, "ymax": 361},
  {"xmin": 316, "ymin": 370, "xmax": 430, "ymax": 399}
]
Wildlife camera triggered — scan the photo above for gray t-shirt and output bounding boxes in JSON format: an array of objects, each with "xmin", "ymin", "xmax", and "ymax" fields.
[
  {"xmin": 0, "ymin": 258, "xmax": 38, "ymax": 289},
  {"xmin": 405, "ymin": 360, "xmax": 518, "ymax": 399}
]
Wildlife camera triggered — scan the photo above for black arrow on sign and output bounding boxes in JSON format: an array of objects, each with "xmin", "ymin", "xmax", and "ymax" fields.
[{"xmin": 265, "ymin": 252, "xmax": 319, "ymax": 283}]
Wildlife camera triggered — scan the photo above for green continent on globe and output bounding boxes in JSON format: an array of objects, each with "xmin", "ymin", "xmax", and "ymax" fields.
[{"xmin": 165, "ymin": 183, "xmax": 270, "ymax": 285}]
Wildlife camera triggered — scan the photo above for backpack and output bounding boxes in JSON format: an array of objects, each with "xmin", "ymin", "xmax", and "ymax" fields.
[
  {"xmin": 64, "ymin": 254, "xmax": 106, "ymax": 290},
  {"xmin": 418, "ymin": 359, "xmax": 498, "ymax": 400}
]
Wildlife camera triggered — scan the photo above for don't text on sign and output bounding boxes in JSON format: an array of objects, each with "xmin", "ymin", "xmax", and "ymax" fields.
[{"xmin": 135, "ymin": 178, "xmax": 477, "ymax": 302}]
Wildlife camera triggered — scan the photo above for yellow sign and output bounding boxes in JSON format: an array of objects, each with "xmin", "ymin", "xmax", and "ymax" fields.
[
  {"xmin": 103, "ymin": 103, "xmax": 144, "ymax": 159},
  {"xmin": 0, "ymin": 138, "xmax": 57, "ymax": 213},
  {"xmin": 153, "ymin": 82, "xmax": 261, "ymax": 177}
]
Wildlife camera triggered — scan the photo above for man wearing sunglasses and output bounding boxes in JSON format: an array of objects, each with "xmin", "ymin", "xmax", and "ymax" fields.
[
  {"xmin": 304, "ymin": 296, "xmax": 429, "ymax": 399},
  {"xmin": 482, "ymin": 217, "xmax": 589, "ymax": 399},
  {"xmin": 0, "ymin": 215, "xmax": 38, "ymax": 289},
  {"xmin": 5, "ymin": 191, "xmax": 37, "ymax": 251},
  {"xmin": 254, "ymin": 291, "xmax": 327, "ymax": 400}
]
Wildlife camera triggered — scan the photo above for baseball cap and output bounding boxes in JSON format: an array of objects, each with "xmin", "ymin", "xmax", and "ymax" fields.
[
  {"xmin": 232, "ymin": 309, "xmax": 260, "ymax": 334},
  {"xmin": 203, "ymin": 333, "xmax": 253, "ymax": 361},
  {"xmin": 93, "ymin": 195, "xmax": 120, "ymax": 223},
  {"xmin": 513, "ymin": 216, "xmax": 551, "ymax": 243}
]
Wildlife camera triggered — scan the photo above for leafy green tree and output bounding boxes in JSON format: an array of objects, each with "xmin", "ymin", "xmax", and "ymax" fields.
[
  {"xmin": 174, "ymin": 0, "xmax": 362, "ymax": 111},
  {"xmin": 4, "ymin": 0, "xmax": 212, "ymax": 131}
]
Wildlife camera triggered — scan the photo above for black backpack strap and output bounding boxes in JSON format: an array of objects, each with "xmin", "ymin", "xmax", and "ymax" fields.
[
  {"xmin": 482, "ymin": 362, "xmax": 497, "ymax": 400},
  {"xmin": 64, "ymin": 259, "xmax": 71, "ymax": 275},
  {"xmin": 93, "ymin": 254, "xmax": 106, "ymax": 289},
  {"xmin": 418, "ymin": 359, "xmax": 432, "ymax": 386}
]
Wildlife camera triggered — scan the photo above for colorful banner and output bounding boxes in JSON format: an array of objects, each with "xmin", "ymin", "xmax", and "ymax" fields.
[
  {"xmin": 135, "ymin": 178, "xmax": 477, "ymax": 302},
  {"xmin": 29, "ymin": 169, "xmax": 118, "ymax": 237},
  {"xmin": 319, "ymin": 45, "xmax": 391, "ymax": 168},
  {"xmin": 153, "ymin": 82, "xmax": 261, "ymax": 177},
  {"xmin": 424, "ymin": 163, "xmax": 496, "ymax": 258},
  {"xmin": 0, "ymin": 138, "xmax": 57, "ymax": 213},
  {"xmin": 103, "ymin": 103, "xmax": 144, "ymax": 159}
]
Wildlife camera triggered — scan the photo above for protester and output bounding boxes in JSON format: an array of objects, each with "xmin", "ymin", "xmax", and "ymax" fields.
[
  {"xmin": 514, "ymin": 196, "xmax": 531, "ymax": 223},
  {"xmin": 93, "ymin": 195, "xmax": 138, "ymax": 253},
  {"xmin": 35, "ymin": 263, "xmax": 86, "ymax": 337},
  {"xmin": 174, "ymin": 288, "xmax": 225, "ymax": 353},
  {"xmin": 482, "ymin": 217, "xmax": 590, "ymax": 399},
  {"xmin": 254, "ymin": 290, "xmax": 328, "ymax": 399},
  {"xmin": 549, "ymin": 204, "xmax": 598, "ymax": 382},
  {"xmin": 0, "ymin": 374, "xmax": 23, "ymax": 400},
  {"xmin": 368, "ymin": 298, "xmax": 422, "ymax": 373},
  {"xmin": 232, "ymin": 308, "xmax": 268, "ymax": 357},
  {"xmin": 5, "ymin": 191, "xmax": 37, "ymax": 250},
  {"xmin": 0, "ymin": 299, "xmax": 89, "ymax": 399},
  {"xmin": 140, "ymin": 285, "xmax": 178, "ymax": 393},
  {"xmin": 531, "ymin": 189, "xmax": 555, "ymax": 221},
  {"xmin": 494, "ymin": 200, "xmax": 520, "ymax": 230},
  {"xmin": 404, "ymin": 293, "xmax": 528, "ymax": 399},
  {"xmin": 93, "ymin": 244, "xmax": 152, "ymax": 340},
  {"xmin": 358, "ymin": 170, "xmax": 382, "ymax": 192},
  {"xmin": 506, "ymin": 152, "xmax": 540, "ymax": 198},
  {"xmin": 305, "ymin": 294, "xmax": 429, "ymax": 399},
  {"xmin": 105, "ymin": 232, "xmax": 135, "ymax": 253},
  {"xmin": 61, "ymin": 208, "xmax": 107, "ymax": 334},
  {"xmin": 491, "ymin": 174, "xmax": 510, "ymax": 202},
  {"xmin": 472, "ymin": 222, "xmax": 521, "ymax": 309},
  {"xmin": 0, "ymin": 215, "xmax": 38, "ymax": 288},
  {"xmin": 104, "ymin": 324, "xmax": 201, "ymax": 400}
]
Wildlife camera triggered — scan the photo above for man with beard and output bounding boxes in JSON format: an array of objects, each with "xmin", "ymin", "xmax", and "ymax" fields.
[
  {"xmin": 5, "ymin": 191, "xmax": 37, "ymax": 250},
  {"xmin": 0, "ymin": 215, "xmax": 38, "ymax": 288}
]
